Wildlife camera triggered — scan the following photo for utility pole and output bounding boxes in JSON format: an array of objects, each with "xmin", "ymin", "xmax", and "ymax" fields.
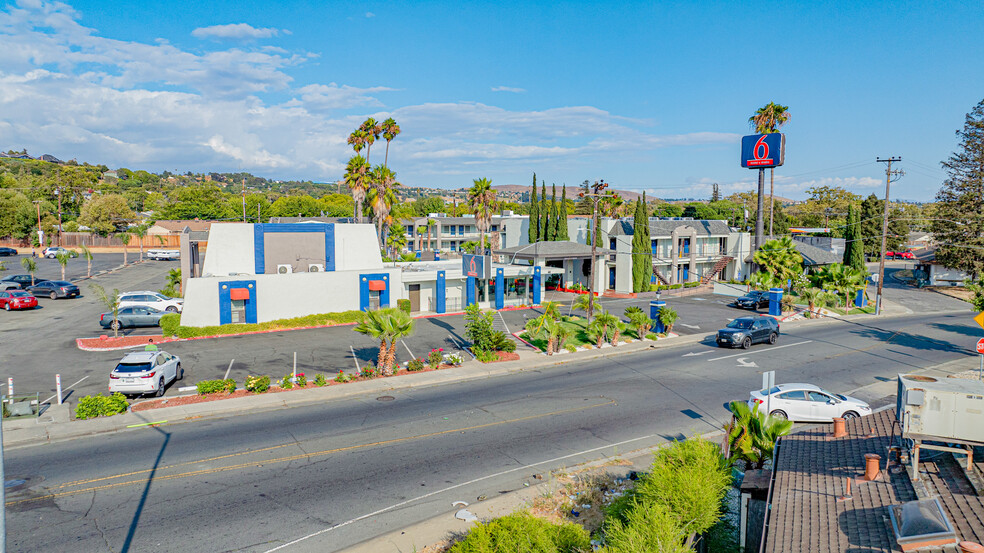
[
  {"xmin": 56, "ymin": 187, "xmax": 62, "ymax": 247},
  {"xmin": 874, "ymin": 157, "xmax": 904, "ymax": 316},
  {"xmin": 241, "ymin": 178, "xmax": 247, "ymax": 222},
  {"xmin": 33, "ymin": 200, "xmax": 42, "ymax": 254},
  {"xmin": 579, "ymin": 179, "xmax": 609, "ymax": 323}
]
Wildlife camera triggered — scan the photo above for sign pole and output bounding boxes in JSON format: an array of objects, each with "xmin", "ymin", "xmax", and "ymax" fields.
[{"xmin": 755, "ymin": 168, "xmax": 765, "ymax": 252}]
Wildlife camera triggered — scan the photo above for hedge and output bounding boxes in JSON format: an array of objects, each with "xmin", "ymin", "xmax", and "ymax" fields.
[
  {"xmin": 75, "ymin": 393, "xmax": 129, "ymax": 420},
  {"xmin": 161, "ymin": 310, "xmax": 365, "ymax": 338},
  {"xmin": 449, "ymin": 512, "xmax": 590, "ymax": 553}
]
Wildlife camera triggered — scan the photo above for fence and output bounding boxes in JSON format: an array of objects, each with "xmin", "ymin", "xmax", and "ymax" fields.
[
  {"xmin": 1, "ymin": 233, "xmax": 187, "ymax": 249},
  {"xmin": 429, "ymin": 297, "xmax": 463, "ymax": 312}
]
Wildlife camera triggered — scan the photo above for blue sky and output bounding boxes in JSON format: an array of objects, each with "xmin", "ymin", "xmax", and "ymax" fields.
[{"xmin": 1, "ymin": 0, "xmax": 981, "ymax": 201}]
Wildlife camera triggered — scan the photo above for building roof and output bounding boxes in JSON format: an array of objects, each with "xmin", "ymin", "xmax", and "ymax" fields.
[
  {"xmin": 148, "ymin": 220, "xmax": 214, "ymax": 233},
  {"xmin": 493, "ymin": 241, "xmax": 612, "ymax": 260},
  {"xmin": 744, "ymin": 239, "xmax": 842, "ymax": 266},
  {"xmin": 763, "ymin": 407, "xmax": 984, "ymax": 553},
  {"xmin": 266, "ymin": 216, "xmax": 358, "ymax": 224},
  {"xmin": 612, "ymin": 218, "xmax": 733, "ymax": 238}
]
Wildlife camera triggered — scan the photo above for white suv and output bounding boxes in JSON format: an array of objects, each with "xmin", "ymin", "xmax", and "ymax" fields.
[{"xmin": 118, "ymin": 291, "xmax": 184, "ymax": 313}]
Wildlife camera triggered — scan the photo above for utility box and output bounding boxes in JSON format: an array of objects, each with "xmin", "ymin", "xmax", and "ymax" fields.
[{"xmin": 897, "ymin": 374, "xmax": 984, "ymax": 443}]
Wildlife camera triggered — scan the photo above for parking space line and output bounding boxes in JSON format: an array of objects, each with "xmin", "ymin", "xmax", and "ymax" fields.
[
  {"xmin": 223, "ymin": 359, "xmax": 234, "ymax": 380},
  {"xmin": 707, "ymin": 340, "xmax": 813, "ymax": 362},
  {"xmin": 43, "ymin": 375, "xmax": 89, "ymax": 404},
  {"xmin": 349, "ymin": 345, "xmax": 360, "ymax": 371},
  {"xmin": 402, "ymin": 340, "xmax": 414, "ymax": 359}
]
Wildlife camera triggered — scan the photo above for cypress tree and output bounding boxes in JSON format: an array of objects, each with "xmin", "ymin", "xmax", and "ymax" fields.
[
  {"xmin": 557, "ymin": 184, "xmax": 570, "ymax": 240},
  {"xmin": 549, "ymin": 184, "xmax": 559, "ymax": 240},
  {"xmin": 529, "ymin": 174, "xmax": 539, "ymax": 243},
  {"xmin": 843, "ymin": 204, "xmax": 865, "ymax": 271},
  {"xmin": 631, "ymin": 196, "xmax": 653, "ymax": 292},
  {"xmin": 640, "ymin": 192, "xmax": 652, "ymax": 286},
  {"xmin": 539, "ymin": 183, "xmax": 548, "ymax": 242}
]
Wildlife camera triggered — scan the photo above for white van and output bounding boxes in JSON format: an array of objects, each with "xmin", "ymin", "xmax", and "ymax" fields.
[{"xmin": 147, "ymin": 249, "xmax": 180, "ymax": 260}]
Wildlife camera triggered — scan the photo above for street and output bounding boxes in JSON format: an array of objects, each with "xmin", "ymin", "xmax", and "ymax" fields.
[{"xmin": 4, "ymin": 308, "xmax": 979, "ymax": 553}]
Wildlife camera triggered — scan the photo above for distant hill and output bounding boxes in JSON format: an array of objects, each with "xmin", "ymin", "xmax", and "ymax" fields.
[{"xmin": 488, "ymin": 184, "xmax": 654, "ymax": 202}]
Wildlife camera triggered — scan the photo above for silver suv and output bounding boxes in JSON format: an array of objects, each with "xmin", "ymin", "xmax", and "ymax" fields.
[{"xmin": 118, "ymin": 291, "xmax": 183, "ymax": 313}]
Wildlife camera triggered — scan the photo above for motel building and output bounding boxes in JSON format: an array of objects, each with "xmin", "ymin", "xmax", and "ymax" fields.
[{"xmin": 179, "ymin": 222, "xmax": 583, "ymax": 327}]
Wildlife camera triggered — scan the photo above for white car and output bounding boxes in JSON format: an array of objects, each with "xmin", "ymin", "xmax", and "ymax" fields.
[
  {"xmin": 118, "ymin": 291, "xmax": 183, "ymax": 313},
  {"xmin": 109, "ymin": 350, "xmax": 183, "ymax": 397},
  {"xmin": 42, "ymin": 246, "xmax": 78, "ymax": 258},
  {"xmin": 747, "ymin": 383, "xmax": 872, "ymax": 422},
  {"xmin": 147, "ymin": 249, "xmax": 180, "ymax": 260}
]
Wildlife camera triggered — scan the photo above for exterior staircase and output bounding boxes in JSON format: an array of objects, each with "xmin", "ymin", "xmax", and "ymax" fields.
[
  {"xmin": 652, "ymin": 267, "xmax": 671, "ymax": 286},
  {"xmin": 700, "ymin": 256, "xmax": 733, "ymax": 285}
]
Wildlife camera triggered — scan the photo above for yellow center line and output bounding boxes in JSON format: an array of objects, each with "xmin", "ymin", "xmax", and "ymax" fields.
[{"xmin": 9, "ymin": 399, "xmax": 616, "ymax": 506}]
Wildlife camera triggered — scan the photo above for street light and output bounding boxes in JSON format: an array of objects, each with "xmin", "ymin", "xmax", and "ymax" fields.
[{"xmin": 579, "ymin": 179, "xmax": 609, "ymax": 323}]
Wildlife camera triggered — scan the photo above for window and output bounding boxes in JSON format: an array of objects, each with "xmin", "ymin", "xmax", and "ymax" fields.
[
  {"xmin": 808, "ymin": 392, "xmax": 831, "ymax": 402},
  {"xmin": 231, "ymin": 299, "xmax": 246, "ymax": 323},
  {"xmin": 651, "ymin": 240, "xmax": 658, "ymax": 256},
  {"xmin": 368, "ymin": 290, "xmax": 381, "ymax": 310},
  {"xmin": 448, "ymin": 225, "xmax": 456, "ymax": 236},
  {"xmin": 778, "ymin": 391, "xmax": 807, "ymax": 401},
  {"xmin": 459, "ymin": 225, "xmax": 465, "ymax": 234},
  {"xmin": 491, "ymin": 225, "xmax": 498, "ymax": 232},
  {"xmin": 719, "ymin": 237, "xmax": 727, "ymax": 253}
]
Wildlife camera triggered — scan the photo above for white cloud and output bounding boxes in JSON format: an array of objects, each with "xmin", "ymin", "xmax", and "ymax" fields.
[
  {"xmin": 365, "ymin": 12, "xmax": 375, "ymax": 18},
  {"xmin": 191, "ymin": 23, "xmax": 282, "ymax": 40},
  {"xmin": 491, "ymin": 86, "xmax": 525, "ymax": 93}
]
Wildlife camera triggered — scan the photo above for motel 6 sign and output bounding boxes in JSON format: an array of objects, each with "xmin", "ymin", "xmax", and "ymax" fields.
[{"xmin": 740, "ymin": 133, "xmax": 785, "ymax": 169}]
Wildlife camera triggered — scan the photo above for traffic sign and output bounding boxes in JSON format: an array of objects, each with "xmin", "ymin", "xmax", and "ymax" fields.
[
  {"xmin": 975, "ymin": 311, "xmax": 984, "ymax": 329},
  {"xmin": 977, "ymin": 338, "xmax": 984, "ymax": 355},
  {"xmin": 740, "ymin": 133, "xmax": 785, "ymax": 169}
]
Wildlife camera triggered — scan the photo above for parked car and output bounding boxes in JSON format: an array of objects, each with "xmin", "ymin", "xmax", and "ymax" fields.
[
  {"xmin": 731, "ymin": 290, "xmax": 770, "ymax": 310},
  {"xmin": 147, "ymin": 249, "xmax": 180, "ymax": 261},
  {"xmin": 118, "ymin": 291, "xmax": 183, "ymax": 313},
  {"xmin": 26, "ymin": 280, "xmax": 80, "ymax": 299},
  {"xmin": 887, "ymin": 250, "xmax": 915, "ymax": 260},
  {"xmin": 0, "ymin": 275, "xmax": 46, "ymax": 289},
  {"xmin": 108, "ymin": 350, "xmax": 183, "ymax": 398},
  {"xmin": 0, "ymin": 290, "xmax": 38, "ymax": 311},
  {"xmin": 716, "ymin": 316, "xmax": 780, "ymax": 349},
  {"xmin": 100, "ymin": 306, "xmax": 166, "ymax": 330},
  {"xmin": 747, "ymin": 383, "xmax": 872, "ymax": 422},
  {"xmin": 42, "ymin": 246, "xmax": 78, "ymax": 258},
  {"xmin": 0, "ymin": 247, "xmax": 17, "ymax": 256}
]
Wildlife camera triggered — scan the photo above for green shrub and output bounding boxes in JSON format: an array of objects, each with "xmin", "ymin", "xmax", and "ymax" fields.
[
  {"xmin": 565, "ymin": 343, "xmax": 577, "ymax": 353},
  {"xmin": 160, "ymin": 313, "xmax": 181, "ymax": 337},
  {"xmin": 314, "ymin": 374, "xmax": 327, "ymax": 386},
  {"xmin": 295, "ymin": 374, "xmax": 307, "ymax": 387},
  {"xmin": 397, "ymin": 299, "xmax": 411, "ymax": 314},
  {"xmin": 603, "ymin": 499, "xmax": 690, "ymax": 553},
  {"xmin": 75, "ymin": 393, "xmax": 129, "ymax": 420},
  {"xmin": 173, "ymin": 310, "xmax": 365, "ymax": 339},
  {"xmin": 446, "ymin": 353, "xmax": 463, "ymax": 365},
  {"xmin": 196, "ymin": 379, "xmax": 235, "ymax": 395},
  {"xmin": 407, "ymin": 358, "xmax": 425, "ymax": 372},
  {"xmin": 245, "ymin": 375, "xmax": 270, "ymax": 393},
  {"xmin": 360, "ymin": 362, "xmax": 377, "ymax": 379},
  {"xmin": 475, "ymin": 349, "xmax": 499, "ymax": 363},
  {"xmin": 668, "ymin": 283, "xmax": 684, "ymax": 289},
  {"xmin": 781, "ymin": 294, "xmax": 795, "ymax": 312},
  {"xmin": 333, "ymin": 371, "xmax": 349, "ymax": 383},
  {"xmin": 684, "ymin": 281, "xmax": 701, "ymax": 288},
  {"xmin": 449, "ymin": 512, "xmax": 590, "ymax": 553},
  {"xmin": 279, "ymin": 374, "xmax": 293, "ymax": 389},
  {"xmin": 624, "ymin": 306, "xmax": 643, "ymax": 317},
  {"xmin": 491, "ymin": 331, "xmax": 516, "ymax": 352},
  {"xmin": 427, "ymin": 348, "xmax": 444, "ymax": 368}
]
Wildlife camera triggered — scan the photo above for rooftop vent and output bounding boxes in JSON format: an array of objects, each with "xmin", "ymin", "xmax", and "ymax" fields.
[{"xmin": 888, "ymin": 499, "xmax": 958, "ymax": 552}]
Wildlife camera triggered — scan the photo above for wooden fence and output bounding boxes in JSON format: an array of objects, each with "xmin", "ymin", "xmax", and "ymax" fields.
[{"xmin": 0, "ymin": 233, "xmax": 184, "ymax": 248}]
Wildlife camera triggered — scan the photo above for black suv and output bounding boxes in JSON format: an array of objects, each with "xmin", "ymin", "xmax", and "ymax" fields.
[
  {"xmin": 716, "ymin": 316, "xmax": 780, "ymax": 349},
  {"xmin": 732, "ymin": 290, "xmax": 770, "ymax": 310}
]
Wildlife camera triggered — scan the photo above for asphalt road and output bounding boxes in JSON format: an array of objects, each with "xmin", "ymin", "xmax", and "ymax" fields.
[
  {"xmin": 1, "ymin": 252, "xmax": 138, "ymax": 283},
  {"xmin": 4, "ymin": 309, "xmax": 979, "ymax": 553}
]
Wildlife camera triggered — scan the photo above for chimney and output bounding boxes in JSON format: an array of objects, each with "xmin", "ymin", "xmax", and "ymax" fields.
[
  {"xmin": 864, "ymin": 453, "xmax": 881, "ymax": 481},
  {"xmin": 960, "ymin": 543, "xmax": 984, "ymax": 553},
  {"xmin": 832, "ymin": 417, "xmax": 848, "ymax": 438}
]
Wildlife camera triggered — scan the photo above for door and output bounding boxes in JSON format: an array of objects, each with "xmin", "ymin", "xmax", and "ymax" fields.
[
  {"xmin": 609, "ymin": 268, "xmax": 616, "ymax": 289},
  {"xmin": 409, "ymin": 284, "xmax": 420, "ymax": 312},
  {"xmin": 807, "ymin": 391, "xmax": 839, "ymax": 421},
  {"xmin": 775, "ymin": 390, "xmax": 808, "ymax": 420}
]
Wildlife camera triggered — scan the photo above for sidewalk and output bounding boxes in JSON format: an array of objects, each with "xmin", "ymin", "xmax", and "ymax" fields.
[{"xmin": 2, "ymin": 295, "xmax": 921, "ymax": 449}]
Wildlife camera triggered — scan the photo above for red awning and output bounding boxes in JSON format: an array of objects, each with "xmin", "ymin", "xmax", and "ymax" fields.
[
  {"xmin": 368, "ymin": 280, "xmax": 386, "ymax": 291},
  {"xmin": 230, "ymin": 288, "xmax": 250, "ymax": 300}
]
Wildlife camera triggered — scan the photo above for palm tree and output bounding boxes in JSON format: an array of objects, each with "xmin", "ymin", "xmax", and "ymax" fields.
[
  {"xmin": 383, "ymin": 308, "xmax": 414, "ymax": 374},
  {"xmin": 360, "ymin": 118, "xmax": 382, "ymax": 163},
  {"xmin": 20, "ymin": 257, "xmax": 37, "ymax": 286},
  {"xmin": 344, "ymin": 155, "xmax": 371, "ymax": 223},
  {"xmin": 381, "ymin": 117, "xmax": 401, "ymax": 167},
  {"xmin": 80, "ymin": 243, "xmax": 93, "ymax": 278},
  {"xmin": 468, "ymin": 178, "xmax": 498, "ymax": 255},
  {"xmin": 540, "ymin": 300, "xmax": 561, "ymax": 320},
  {"xmin": 591, "ymin": 310, "xmax": 618, "ymax": 348},
  {"xmin": 56, "ymin": 252, "xmax": 70, "ymax": 281},
  {"xmin": 610, "ymin": 320, "xmax": 627, "ymax": 346},
  {"xmin": 426, "ymin": 218, "xmax": 436, "ymax": 252},
  {"xmin": 725, "ymin": 400, "xmax": 793, "ymax": 470},
  {"xmin": 132, "ymin": 224, "xmax": 149, "ymax": 262},
  {"xmin": 415, "ymin": 226, "xmax": 427, "ymax": 251},
  {"xmin": 386, "ymin": 225, "xmax": 408, "ymax": 258},
  {"xmin": 659, "ymin": 306, "xmax": 679, "ymax": 334},
  {"xmin": 753, "ymin": 236, "xmax": 803, "ymax": 284},
  {"xmin": 89, "ymin": 283, "xmax": 122, "ymax": 338},
  {"xmin": 749, "ymin": 102, "xmax": 790, "ymax": 236},
  {"xmin": 347, "ymin": 129, "xmax": 368, "ymax": 155},
  {"xmin": 368, "ymin": 165, "xmax": 399, "ymax": 249},
  {"xmin": 116, "ymin": 231, "xmax": 133, "ymax": 265},
  {"xmin": 572, "ymin": 293, "xmax": 591, "ymax": 315},
  {"xmin": 626, "ymin": 310, "xmax": 653, "ymax": 340}
]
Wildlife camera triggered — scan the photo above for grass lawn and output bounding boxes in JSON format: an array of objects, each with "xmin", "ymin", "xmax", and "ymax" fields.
[
  {"xmin": 825, "ymin": 304, "xmax": 876, "ymax": 315},
  {"xmin": 519, "ymin": 316, "xmax": 649, "ymax": 352}
]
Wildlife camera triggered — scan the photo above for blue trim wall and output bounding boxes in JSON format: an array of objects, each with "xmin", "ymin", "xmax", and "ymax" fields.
[
  {"xmin": 466, "ymin": 276, "xmax": 476, "ymax": 307},
  {"xmin": 494, "ymin": 268, "xmax": 504, "ymax": 310},
  {"xmin": 769, "ymin": 288, "xmax": 783, "ymax": 317},
  {"xmin": 253, "ymin": 223, "xmax": 335, "ymax": 274},
  {"xmin": 218, "ymin": 280, "xmax": 257, "ymax": 325},
  {"xmin": 650, "ymin": 300, "xmax": 665, "ymax": 333},
  {"xmin": 359, "ymin": 273, "xmax": 390, "ymax": 311},
  {"xmin": 532, "ymin": 266, "xmax": 542, "ymax": 304},
  {"xmin": 436, "ymin": 271, "xmax": 446, "ymax": 313}
]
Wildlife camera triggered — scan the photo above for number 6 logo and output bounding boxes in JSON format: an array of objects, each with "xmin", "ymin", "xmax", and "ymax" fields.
[{"xmin": 753, "ymin": 135, "xmax": 770, "ymax": 160}]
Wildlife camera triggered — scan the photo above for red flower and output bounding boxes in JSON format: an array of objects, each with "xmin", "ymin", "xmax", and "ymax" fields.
[
  {"xmin": 439, "ymin": 348, "xmax": 444, "ymax": 352},
  {"xmin": 297, "ymin": 373, "xmax": 304, "ymax": 377}
]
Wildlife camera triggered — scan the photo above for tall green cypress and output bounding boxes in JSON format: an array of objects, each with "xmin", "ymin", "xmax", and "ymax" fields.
[
  {"xmin": 539, "ymin": 183, "xmax": 548, "ymax": 242},
  {"xmin": 557, "ymin": 184, "xmax": 570, "ymax": 241},
  {"xmin": 844, "ymin": 203, "xmax": 865, "ymax": 271},
  {"xmin": 529, "ymin": 174, "xmax": 539, "ymax": 243},
  {"xmin": 631, "ymin": 198, "xmax": 649, "ymax": 292},
  {"xmin": 549, "ymin": 184, "xmax": 559, "ymax": 240}
]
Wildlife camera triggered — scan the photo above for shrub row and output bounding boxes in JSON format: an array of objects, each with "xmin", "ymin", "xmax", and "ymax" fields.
[
  {"xmin": 196, "ymin": 379, "xmax": 236, "ymax": 395},
  {"xmin": 75, "ymin": 393, "xmax": 129, "ymax": 420},
  {"xmin": 161, "ymin": 311, "xmax": 365, "ymax": 339}
]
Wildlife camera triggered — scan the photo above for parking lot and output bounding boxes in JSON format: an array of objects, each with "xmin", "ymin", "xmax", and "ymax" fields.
[{"xmin": 0, "ymin": 257, "xmax": 749, "ymax": 406}]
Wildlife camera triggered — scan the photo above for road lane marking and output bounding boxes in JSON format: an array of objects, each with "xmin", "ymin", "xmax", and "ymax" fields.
[
  {"xmin": 402, "ymin": 340, "xmax": 414, "ymax": 359},
  {"xmin": 7, "ymin": 399, "xmax": 617, "ymax": 506},
  {"xmin": 736, "ymin": 358, "xmax": 758, "ymax": 368},
  {"xmin": 349, "ymin": 345, "xmax": 360, "ymax": 371},
  {"xmin": 707, "ymin": 340, "xmax": 813, "ymax": 362},
  {"xmin": 682, "ymin": 351, "xmax": 713, "ymax": 357},
  {"xmin": 678, "ymin": 323, "xmax": 701, "ymax": 329},
  {"xmin": 223, "ymin": 359, "xmax": 235, "ymax": 380},
  {"xmin": 263, "ymin": 427, "xmax": 663, "ymax": 553}
]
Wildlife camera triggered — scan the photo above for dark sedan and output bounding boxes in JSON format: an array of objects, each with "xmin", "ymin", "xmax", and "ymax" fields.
[
  {"xmin": 100, "ymin": 306, "xmax": 165, "ymax": 330},
  {"xmin": 0, "ymin": 247, "xmax": 17, "ymax": 256},
  {"xmin": 0, "ymin": 275, "xmax": 46, "ymax": 290},
  {"xmin": 26, "ymin": 280, "xmax": 80, "ymax": 299},
  {"xmin": 732, "ymin": 290, "xmax": 770, "ymax": 310},
  {"xmin": 716, "ymin": 316, "xmax": 780, "ymax": 349}
]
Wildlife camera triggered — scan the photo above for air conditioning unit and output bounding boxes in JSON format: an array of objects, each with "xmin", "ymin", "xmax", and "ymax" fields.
[
  {"xmin": 277, "ymin": 264, "xmax": 293, "ymax": 275},
  {"xmin": 308, "ymin": 264, "xmax": 324, "ymax": 273},
  {"xmin": 897, "ymin": 374, "xmax": 984, "ymax": 443}
]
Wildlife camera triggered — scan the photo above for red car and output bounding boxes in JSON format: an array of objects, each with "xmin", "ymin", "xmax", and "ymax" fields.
[
  {"xmin": 0, "ymin": 290, "xmax": 38, "ymax": 311},
  {"xmin": 886, "ymin": 251, "xmax": 915, "ymax": 260}
]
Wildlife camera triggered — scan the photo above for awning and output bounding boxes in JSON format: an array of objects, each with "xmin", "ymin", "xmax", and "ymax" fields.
[
  {"xmin": 368, "ymin": 280, "xmax": 386, "ymax": 291},
  {"xmin": 230, "ymin": 288, "xmax": 250, "ymax": 300}
]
